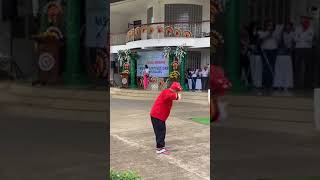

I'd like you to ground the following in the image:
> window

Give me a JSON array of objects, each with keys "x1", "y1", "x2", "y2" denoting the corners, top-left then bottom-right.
[
  {"x1": 147, "y1": 7, "x2": 154, "y2": 24},
  {"x1": 248, "y1": 0, "x2": 291, "y2": 24},
  {"x1": 186, "y1": 51, "x2": 201, "y2": 70},
  {"x1": 147, "y1": 7, "x2": 153, "y2": 39},
  {"x1": 165, "y1": 4, "x2": 202, "y2": 37}
]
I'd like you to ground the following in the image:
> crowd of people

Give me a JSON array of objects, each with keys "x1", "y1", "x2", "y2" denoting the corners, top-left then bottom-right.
[
  {"x1": 240, "y1": 16, "x2": 316, "y2": 95},
  {"x1": 186, "y1": 65, "x2": 210, "y2": 92}
]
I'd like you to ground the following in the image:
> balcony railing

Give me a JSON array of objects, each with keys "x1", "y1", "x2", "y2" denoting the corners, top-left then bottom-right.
[{"x1": 110, "y1": 20, "x2": 210, "y2": 46}]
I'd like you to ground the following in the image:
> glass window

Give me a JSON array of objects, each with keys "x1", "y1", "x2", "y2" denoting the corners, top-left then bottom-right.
[
  {"x1": 165, "y1": 4, "x2": 202, "y2": 37},
  {"x1": 147, "y1": 7, "x2": 153, "y2": 24}
]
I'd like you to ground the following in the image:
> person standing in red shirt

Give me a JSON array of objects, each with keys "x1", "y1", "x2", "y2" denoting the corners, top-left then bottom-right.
[{"x1": 150, "y1": 82, "x2": 182, "y2": 155}]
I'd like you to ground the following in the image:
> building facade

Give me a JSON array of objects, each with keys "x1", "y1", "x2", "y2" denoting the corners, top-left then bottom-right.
[{"x1": 110, "y1": 0, "x2": 210, "y2": 87}]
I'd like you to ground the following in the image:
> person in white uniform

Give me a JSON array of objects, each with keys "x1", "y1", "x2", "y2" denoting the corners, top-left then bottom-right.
[
  {"x1": 293, "y1": 16, "x2": 314, "y2": 89},
  {"x1": 201, "y1": 66, "x2": 209, "y2": 91},
  {"x1": 273, "y1": 22, "x2": 294, "y2": 94},
  {"x1": 258, "y1": 20, "x2": 281, "y2": 91},
  {"x1": 190, "y1": 68, "x2": 197, "y2": 91}
]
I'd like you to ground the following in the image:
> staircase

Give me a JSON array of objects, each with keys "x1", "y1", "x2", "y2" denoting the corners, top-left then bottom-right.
[
  {"x1": 218, "y1": 95, "x2": 316, "y2": 135},
  {"x1": 0, "y1": 82, "x2": 316, "y2": 134},
  {"x1": 110, "y1": 88, "x2": 208, "y2": 105},
  {"x1": 0, "y1": 82, "x2": 108, "y2": 122}
]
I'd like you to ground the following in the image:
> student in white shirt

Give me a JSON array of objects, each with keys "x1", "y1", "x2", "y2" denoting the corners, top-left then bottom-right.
[
  {"x1": 190, "y1": 68, "x2": 197, "y2": 91},
  {"x1": 201, "y1": 66, "x2": 209, "y2": 90},
  {"x1": 273, "y1": 22, "x2": 295, "y2": 94},
  {"x1": 258, "y1": 20, "x2": 280, "y2": 90},
  {"x1": 293, "y1": 16, "x2": 314, "y2": 89}
]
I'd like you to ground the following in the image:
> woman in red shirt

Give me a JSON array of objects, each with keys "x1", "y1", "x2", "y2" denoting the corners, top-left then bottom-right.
[{"x1": 150, "y1": 82, "x2": 182, "y2": 155}]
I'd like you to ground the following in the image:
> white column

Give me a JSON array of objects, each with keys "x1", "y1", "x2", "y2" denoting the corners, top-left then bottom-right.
[{"x1": 315, "y1": 88, "x2": 320, "y2": 130}]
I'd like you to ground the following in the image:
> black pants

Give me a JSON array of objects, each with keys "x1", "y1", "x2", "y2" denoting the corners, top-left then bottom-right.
[
  {"x1": 151, "y1": 117, "x2": 166, "y2": 148},
  {"x1": 262, "y1": 49, "x2": 277, "y2": 89},
  {"x1": 294, "y1": 48, "x2": 313, "y2": 89},
  {"x1": 202, "y1": 77, "x2": 208, "y2": 90},
  {"x1": 192, "y1": 77, "x2": 197, "y2": 90},
  {"x1": 240, "y1": 53, "x2": 252, "y2": 85}
]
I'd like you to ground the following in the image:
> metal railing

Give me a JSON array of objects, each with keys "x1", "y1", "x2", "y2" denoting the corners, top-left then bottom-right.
[{"x1": 110, "y1": 20, "x2": 210, "y2": 45}]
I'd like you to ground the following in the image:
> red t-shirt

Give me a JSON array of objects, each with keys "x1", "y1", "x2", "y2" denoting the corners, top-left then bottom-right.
[{"x1": 150, "y1": 89, "x2": 178, "y2": 121}]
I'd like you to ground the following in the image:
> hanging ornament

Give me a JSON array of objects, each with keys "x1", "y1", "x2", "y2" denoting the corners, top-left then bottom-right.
[
  {"x1": 163, "y1": 47, "x2": 172, "y2": 59},
  {"x1": 174, "y1": 46, "x2": 187, "y2": 63},
  {"x1": 165, "y1": 26, "x2": 174, "y2": 36}
]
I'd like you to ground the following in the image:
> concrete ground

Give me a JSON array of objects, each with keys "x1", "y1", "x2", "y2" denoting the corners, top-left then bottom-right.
[
  {"x1": 110, "y1": 98, "x2": 210, "y2": 180},
  {"x1": 212, "y1": 125, "x2": 320, "y2": 180},
  {"x1": 0, "y1": 110, "x2": 107, "y2": 180}
]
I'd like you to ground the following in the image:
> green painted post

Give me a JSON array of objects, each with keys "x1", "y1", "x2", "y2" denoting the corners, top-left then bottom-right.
[
  {"x1": 226, "y1": 0, "x2": 243, "y2": 92},
  {"x1": 64, "y1": 0, "x2": 88, "y2": 85},
  {"x1": 130, "y1": 56, "x2": 137, "y2": 88},
  {"x1": 180, "y1": 55, "x2": 187, "y2": 91},
  {"x1": 169, "y1": 53, "x2": 174, "y2": 74}
]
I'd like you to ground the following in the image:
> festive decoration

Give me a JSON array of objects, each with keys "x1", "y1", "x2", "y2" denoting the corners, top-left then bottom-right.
[
  {"x1": 93, "y1": 49, "x2": 107, "y2": 78},
  {"x1": 169, "y1": 71, "x2": 180, "y2": 81},
  {"x1": 165, "y1": 26, "x2": 174, "y2": 36},
  {"x1": 174, "y1": 46, "x2": 187, "y2": 63},
  {"x1": 172, "y1": 61, "x2": 179, "y2": 71},
  {"x1": 141, "y1": 26, "x2": 147, "y2": 33},
  {"x1": 148, "y1": 26, "x2": 154, "y2": 34},
  {"x1": 157, "y1": 26, "x2": 164, "y2": 33},
  {"x1": 37, "y1": 31, "x2": 60, "y2": 40},
  {"x1": 211, "y1": 30, "x2": 224, "y2": 53},
  {"x1": 134, "y1": 27, "x2": 141, "y2": 36},
  {"x1": 127, "y1": 29, "x2": 134, "y2": 40},
  {"x1": 117, "y1": 50, "x2": 127, "y2": 67},
  {"x1": 39, "y1": 53, "x2": 55, "y2": 71},
  {"x1": 44, "y1": 1, "x2": 63, "y2": 25},
  {"x1": 211, "y1": 0, "x2": 223, "y2": 23},
  {"x1": 46, "y1": 26, "x2": 63, "y2": 39},
  {"x1": 174, "y1": 28, "x2": 182, "y2": 37},
  {"x1": 183, "y1": 31, "x2": 192, "y2": 38},
  {"x1": 163, "y1": 47, "x2": 172, "y2": 59}
]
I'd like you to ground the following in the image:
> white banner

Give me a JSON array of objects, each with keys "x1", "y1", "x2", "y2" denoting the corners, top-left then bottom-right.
[
  {"x1": 86, "y1": 0, "x2": 108, "y2": 48},
  {"x1": 137, "y1": 51, "x2": 169, "y2": 77}
]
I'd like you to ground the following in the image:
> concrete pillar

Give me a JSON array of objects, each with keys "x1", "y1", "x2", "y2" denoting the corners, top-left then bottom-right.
[{"x1": 314, "y1": 88, "x2": 320, "y2": 130}]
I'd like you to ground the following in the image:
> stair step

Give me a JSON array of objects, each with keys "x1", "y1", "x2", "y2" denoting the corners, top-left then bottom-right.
[
  {"x1": 228, "y1": 106, "x2": 313, "y2": 123},
  {"x1": 223, "y1": 95, "x2": 313, "y2": 110},
  {"x1": 215, "y1": 117, "x2": 316, "y2": 135},
  {"x1": 2, "y1": 104, "x2": 106, "y2": 122}
]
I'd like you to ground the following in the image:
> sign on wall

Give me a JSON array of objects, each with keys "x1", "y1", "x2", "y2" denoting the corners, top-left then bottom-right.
[
  {"x1": 86, "y1": 0, "x2": 108, "y2": 48},
  {"x1": 137, "y1": 51, "x2": 169, "y2": 77}
]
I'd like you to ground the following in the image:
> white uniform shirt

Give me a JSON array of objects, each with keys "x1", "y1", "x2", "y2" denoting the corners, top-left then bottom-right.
[
  {"x1": 144, "y1": 68, "x2": 150, "y2": 74},
  {"x1": 283, "y1": 31, "x2": 295, "y2": 49},
  {"x1": 294, "y1": 26, "x2": 314, "y2": 48},
  {"x1": 258, "y1": 31, "x2": 279, "y2": 50},
  {"x1": 191, "y1": 70, "x2": 197, "y2": 78},
  {"x1": 201, "y1": 69, "x2": 209, "y2": 77}
]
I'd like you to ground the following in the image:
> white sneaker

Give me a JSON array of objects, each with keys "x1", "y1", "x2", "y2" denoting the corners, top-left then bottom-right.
[{"x1": 156, "y1": 148, "x2": 170, "y2": 155}]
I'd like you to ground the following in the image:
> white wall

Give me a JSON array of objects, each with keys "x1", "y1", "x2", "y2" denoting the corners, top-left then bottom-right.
[
  {"x1": 111, "y1": 0, "x2": 210, "y2": 27},
  {"x1": 110, "y1": 13, "x2": 130, "y2": 33},
  {"x1": 128, "y1": 12, "x2": 147, "y2": 25}
]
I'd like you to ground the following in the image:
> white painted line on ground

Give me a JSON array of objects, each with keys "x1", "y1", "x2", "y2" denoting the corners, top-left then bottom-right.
[{"x1": 111, "y1": 134, "x2": 210, "y2": 180}]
